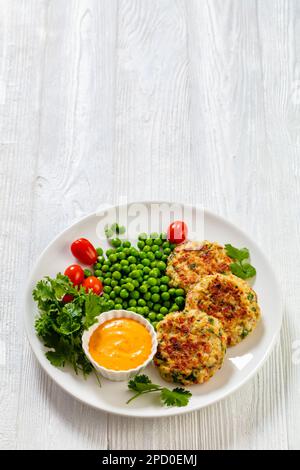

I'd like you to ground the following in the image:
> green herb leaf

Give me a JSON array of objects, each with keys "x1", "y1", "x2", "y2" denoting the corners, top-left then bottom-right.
[
  {"x1": 225, "y1": 244, "x2": 256, "y2": 280},
  {"x1": 57, "y1": 303, "x2": 82, "y2": 335},
  {"x1": 83, "y1": 292, "x2": 103, "y2": 329},
  {"x1": 127, "y1": 375, "x2": 192, "y2": 407},
  {"x1": 161, "y1": 387, "x2": 192, "y2": 407}
]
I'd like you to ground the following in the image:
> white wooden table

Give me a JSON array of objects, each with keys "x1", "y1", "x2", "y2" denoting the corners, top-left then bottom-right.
[{"x1": 1, "y1": 0, "x2": 299, "y2": 450}]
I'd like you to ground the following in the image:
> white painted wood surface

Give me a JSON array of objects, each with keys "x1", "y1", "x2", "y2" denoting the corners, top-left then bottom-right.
[{"x1": 0, "y1": 0, "x2": 299, "y2": 450}]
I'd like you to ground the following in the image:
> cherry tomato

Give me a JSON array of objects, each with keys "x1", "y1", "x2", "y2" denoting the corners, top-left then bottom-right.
[
  {"x1": 167, "y1": 220, "x2": 188, "y2": 244},
  {"x1": 71, "y1": 238, "x2": 98, "y2": 265},
  {"x1": 64, "y1": 264, "x2": 85, "y2": 286},
  {"x1": 82, "y1": 276, "x2": 103, "y2": 295},
  {"x1": 62, "y1": 294, "x2": 74, "y2": 304}
]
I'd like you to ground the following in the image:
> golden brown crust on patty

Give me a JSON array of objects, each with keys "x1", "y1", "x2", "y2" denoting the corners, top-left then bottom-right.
[
  {"x1": 154, "y1": 310, "x2": 227, "y2": 385},
  {"x1": 185, "y1": 274, "x2": 260, "y2": 346},
  {"x1": 167, "y1": 241, "x2": 232, "y2": 291}
]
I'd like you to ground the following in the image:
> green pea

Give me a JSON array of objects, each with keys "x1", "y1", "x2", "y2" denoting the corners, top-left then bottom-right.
[
  {"x1": 117, "y1": 251, "x2": 126, "y2": 260},
  {"x1": 161, "y1": 291, "x2": 170, "y2": 301},
  {"x1": 129, "y1": 248, "x2": 139, "y2": 256},
  {"x1": 152, "y1": 321, "x2": 158, "y2": 330},
  {"x1": 151, "y1": 293, "x2": 160, "y2": 303},
  {"x1": 129, "y1": 264, "x2": 137, "y2": 271},
  {"x1": 106, "y1": 300, "x2": 115, "y2": 310},
  {"x1": 136, "y1": 307, "x2": 144, "y2": 315},
  {"x1": 147, "y1": 277, "x2": 157, "y2": 286},
  {"x1": 103, "y1": 286, "x2": 112, "y2": 294},
  {"x1": 118, "y1": 225, "x2": 126, "y2": 235},
  {"x1": 162, "y1": 255, "x2": 168, "y2": 262},
  {"x1": 123, "y1": 247, "x2": 130, "y2": 256},
  {"x1": 120, "y1": 289, "x2": 129, "y2": 299},
  {"x1": 143, "y1": 306, "x2": 149, "y2": 315},
  {"x1": 150, "y1": 232, "x2": 159, "y2": 239},
  {"x1": 115, "y1": 296, "x2": 122, "y2": 304},
  {"x1": 163, "y1": 301, "x2": 171, "y2": 308},
  {"x1": 149, "y1": 268, "x2": 160, "y2": 278},
  {"x1": 157, "y1": 261, "x2": 166, "y2": 271},
  {"x1": 94, "y1": 262, "x2": 102, "y2": 270},
  {"x1": 125, "y1": 282, "x2": 135, "y2": 292},
  {"x1": 128, "y1": 256, "x2": 136, "y2": 264},
  {"x1": 143, "y1": 266, "x2": 151, "y2": 275},
  {"x1": 97, "y1": 276, "x2": 104, "y2": 283},
  {"x1": 144, "y1": 292, "x2": 151, "y2": 301},
  {"x1": 147, "y1": 252, "x2": 155, "y2": 261},
  {"x1": 112, "y1": 271, "x2": 121, "y2": 280},
  {"x1": 95, "y1": 270, "x2": 102, "y2": 277},
  {"x1": 151, "y1": 244, "x2": 159, "y2": 253},
  {"x1": 154, "y1": 251, "x2": 163, "y2": 259},
  {"x1": 137, "y1": 264, "x2": 144, "y2": 270},
  {"x1": 150, "y1": 286, "x2": 160, "y2": 294},
  {"x1": 153, "y1": 238, "x2": 162, "y2": 246},
  {"x1": 122, "y1": 241, "x2": 131, "y2": 248},
  {"x1": 148, "y1": 312, "x2": 156, "y2": 321},
  {"x1": 160, "y1": 307, "x2": 168, "y2": 315},
  {"x1": 103, "y1": 293, "x2": 110, "y2": 300},
  {"x1": 143, "y1": 245, "x2": 151, "y2": 253},
  {"x1": 147, "y1": 300, "x2": 154, "y2": 308},
  {"x1": 129, "y1": 270, "x2": 139, "y2": 279},
  {"x1": 122, "y1": 300, "x2": 128, "y2": 308},
  {"x1": 102, "y1": 265, "x2": 109, "y2": 272},
  {"x1": 153, "y1": 303, "x2": 161, "y2": 312},
  {"x1": 111, "y1": 263, "x2": 122, "y2": 272},
  {"x1": 106, "y1": 248, "x2": 115, "y2": 257},
  {"x1": 175, "y1": 296, "x2": 185, "y2": 307},
  {"x1": 130, "y1": 307, "x2": 137, "y2": 313},
  {"x1": 170, "y1": 304, "x2": 178, "y2": 312},
  {"x1": 130, "y1": 291, "x2": 140, "y2": 300},
  {"x1": 150, "y1": 261, "x2": 158, "y2": 268},
  {"x1": 156, "y1": 313, "x2": 164, "y2": 321},
  {"x1": 116, "y1": 246, "x2": 123, "y2": 252},
  {"x1": 139, "y1": 284, "x2": 148, "y2": 294},
  {"x1": 122, "y1": 266, "x2": 130, "y2": 275},
  {"x1": 160, "y1": 284, "x2": 168, "y2": 292},
  {"x1": 104, "y1": 271, "x2": 112, "y2": 278},
  {"x1": 115, "y1": 303, "x2": 122, "y2": 310},
  {"x1": 137, "y1": 240, "x2": 145, "y2": 250},
  {"x1": 160, "y1": 276, "x2": 170, "y2": 284},
  {"x1": 138, "y1": 232, "x2": 147, "y2": 240},
  {"x1": 111, "y1": 280, "x2": 118, "y2": 288},
  {"x1": 103, "y1": 278, "x2": 112, "y2": 286},
  {"x1": 160, "y1": 232, "x2": 167, "y2": 240},
  {"x1": 108, "y1": 254, "x2": 117, "y2": 263},
  {"x1": 96, "y1": 247, "x2": 103, "y2": 256},
  {"x1": 114, "y1": 286, "x2": 121, "y2": 294},
  {"x1": 145, "y1": 238, "x2": 153, "y2": 247},
  {"x1": 164, "y1": 248, "x2": 171, "y2": 255},
  {"x1": 162, "y1": 241, "x2": 170, "y2": 249},
  {"x1": 128, "y1": 299, "x2": 137, "y2": 307},
  {"x1": 138, "y1": 298, "x2": 146, "y2": 307},
  {"x1": 168, "y1": 288, "x2": 176, "y2": 296},
  {"x1": 175, "y1": 288, "x2": 185, "y2": 296},
  {"x1": 120, "y1": 259, "x2": 128, "y2": 266}
]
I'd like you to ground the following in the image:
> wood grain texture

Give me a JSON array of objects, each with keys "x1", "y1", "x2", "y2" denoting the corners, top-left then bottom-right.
[{"x1": 0, "y1": 0, "x2": 299, "y2": 449}]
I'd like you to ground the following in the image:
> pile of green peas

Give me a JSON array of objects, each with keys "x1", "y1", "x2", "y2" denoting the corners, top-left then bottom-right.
[{"x1": 94, "y1": 232, "x2": 186, "y2": 329}]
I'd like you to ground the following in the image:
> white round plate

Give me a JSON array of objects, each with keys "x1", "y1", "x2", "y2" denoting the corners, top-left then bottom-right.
[{"x1": 25, "y1": 202, "x2": 282, "y2": 418}]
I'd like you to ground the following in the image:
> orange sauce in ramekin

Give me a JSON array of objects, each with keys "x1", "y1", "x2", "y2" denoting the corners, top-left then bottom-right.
[{"x1": 89, "y1": 318, "x2": 152, "y2": 371}]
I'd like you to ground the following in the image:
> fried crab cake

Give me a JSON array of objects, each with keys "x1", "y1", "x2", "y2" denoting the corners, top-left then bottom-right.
[
  {"x1": 166, "y1": 240, "x2": 232, "y2": 291},
  {"x1": 185, "y1": 273, "x2": 260, "y2": 346},
  {"x1": 154, "y1": 310, "x2": 227, "y2": 385}
]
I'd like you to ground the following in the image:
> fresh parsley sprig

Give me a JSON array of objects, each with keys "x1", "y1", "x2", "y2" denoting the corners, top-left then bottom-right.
[
  {"x1": 33, "y1": 274, "x2": 106, "y2": 378},
  {"x1": 127, "y1": 375, "x2": 192, "y2": 407},
  {"x1": 225, "y1": 244, "x2": 256, "y2": 280}
]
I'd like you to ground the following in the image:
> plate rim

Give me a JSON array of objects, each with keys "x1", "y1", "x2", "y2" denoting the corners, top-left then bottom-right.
[{"x1": 24, "y1": 201, "x2": 283, "y2": 418}]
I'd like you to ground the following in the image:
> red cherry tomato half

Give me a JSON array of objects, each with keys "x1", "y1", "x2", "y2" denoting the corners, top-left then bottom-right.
[
  {"x1": 62, "y1": 294, "x2": 74, "y2": 304},
  {"x1": 71, "y1": 238, "x2": 98, "y2": 265},
  {"x1": 64, "y1": 264, "x2": 85, "y2": 286},
  {"x1": 167, "y1": 220, "x2": 188, "y2": 244},
  {"x1": 82, "y1": 276, "x2": 103, "y2": 295}
]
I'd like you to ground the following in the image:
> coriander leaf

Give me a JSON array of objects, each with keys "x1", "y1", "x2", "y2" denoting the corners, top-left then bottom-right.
[
  {"x1": 45, "y1": 337, "x2": 72, "y2": 367},
  {"x1": 83, "y1": 292, "x2": 103, "y2": 329},
  {"x1": 241, "y1": 263, "x2": 256, "y2": 279},
  {"x1": 161, "y1": 387, "x2": 192, "y2": 407},
  {"x1": 128, "y1": 374, "x2": 160, "y2": 392},
  {"x1": 230, "y1": 262, "x2": 247, "y2": 279},
  {"x1": 57, "y1": 303, "x2": 82, "y2": 335},
  {"x1": 225, "y1": 244, "x2": 249, "y2": 262}
]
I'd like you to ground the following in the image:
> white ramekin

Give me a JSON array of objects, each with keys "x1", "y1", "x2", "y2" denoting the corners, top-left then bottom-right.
[{"x1": 82, "y1": 309, "x2": 158, "y2": 381}]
